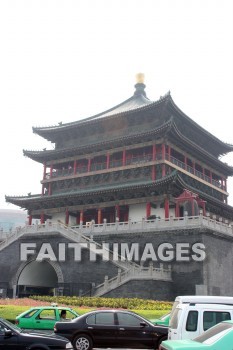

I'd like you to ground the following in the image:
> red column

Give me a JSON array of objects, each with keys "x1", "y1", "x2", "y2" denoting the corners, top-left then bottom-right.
[
  {"x1": 162, "y1": 164, "x2": 166, "y2": 177},
  {"x1": 122, "y1": 149, "x2": 126, "y2": 166},
  {"x1": 42, "y1": 184, "x2": 44, "y2": 196},
  {"x1": 40, "y1": 213, "x2": 45, "y2": 224},
  {"x1": 152, "y1": 144, "x2": 156, "y2": 161},
  {"x1": 65, "y1": 209, "x2": 69, "y2": 225},
  {"x1": 175, "y1": 203, "x2": 180, "y2": 217},
  {"x1": 87, "y1": 158, "x2": 91, "y2": 172},
  {"x1": 164, "y1": 198, "x2": 169, "y2": 219},
  {"x1": 28, "y1": 215, "x2": 32, "y2": 225},
  {"x1": 80, "y1": 210, "x2": 84, "y2": 224},
  {"x1": 152, "y1": 165, "x2": 156, "y2": 181},
  {"x1": 97, "y1": 208, "x2": 102, "y2": 224},
  {"x1": 106, "y1": 153, "x2": 110, "y2": 169},
  {"x1": 162, "y1": 144, "x2": 166, "y2": 160},
  {"x1": 74, "y1": 160, "x2": 77, "y2": 174},
  {"x1": 146, "y1": 202, "x2": 151, "y2": 218},
  {"x1": 43, "y1": 162, "x2": 47, "y2": 180}
]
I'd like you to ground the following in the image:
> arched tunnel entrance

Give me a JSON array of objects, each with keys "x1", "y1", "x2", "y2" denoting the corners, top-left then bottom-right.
[{"x1": 17, "y1": 260, "x2": 60, "y2": 297}]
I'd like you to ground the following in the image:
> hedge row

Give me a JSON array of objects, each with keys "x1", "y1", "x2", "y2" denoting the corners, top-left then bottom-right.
[{"x1": 30, "y1": 296, "x2": 172, "y2": 310}]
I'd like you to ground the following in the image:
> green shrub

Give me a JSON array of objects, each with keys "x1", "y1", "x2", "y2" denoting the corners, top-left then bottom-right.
[{"x1": 30, "y1": 296, "x2": 172, "y2": 310}]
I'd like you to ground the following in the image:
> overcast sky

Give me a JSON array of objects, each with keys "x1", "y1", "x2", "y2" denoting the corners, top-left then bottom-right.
[{"x1": 0, "y1": 0, "x2": 233, "y2": 211}]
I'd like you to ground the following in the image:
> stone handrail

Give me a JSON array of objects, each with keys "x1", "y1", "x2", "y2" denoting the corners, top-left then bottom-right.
[
  {"x1": 93, "y1": 264, "x2": 172, "y2": 297},
  {"x1": 0, "y1": 221, "x2": 136, "y2": 271},
  {"x1": 0, "y1": 227, "x2": 27, "y2": 251},
  {"x1": 55, "y1": 223, "x2": 137, "y2": 271},
  {"x1": 70, "y1": 215, "x2": 233, "y2": 236},
  {"x1": 1, "y1": 215, "x2": 232, "y2": 251}
]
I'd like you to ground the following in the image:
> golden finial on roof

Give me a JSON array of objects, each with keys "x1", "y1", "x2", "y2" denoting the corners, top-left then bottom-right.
[{"x1": 136, "y1": 73, "x2": 145, "y2": 84}]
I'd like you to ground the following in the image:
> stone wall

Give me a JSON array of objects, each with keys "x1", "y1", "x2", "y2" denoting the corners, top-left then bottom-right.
[
  {"x1": 0, "y1": 228, "x2": 233, "y2": 299},
  {"x1": 103, "y1": 280, "x2": 174, "y2": 300}
]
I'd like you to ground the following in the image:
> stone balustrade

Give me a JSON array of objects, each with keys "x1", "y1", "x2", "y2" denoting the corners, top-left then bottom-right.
[
  {"x1": 94, "y1": 263, "x2": 172, "y2": 296},
  {"x1": 1, "y1": 214, "x2": 233, "y2": 251}
]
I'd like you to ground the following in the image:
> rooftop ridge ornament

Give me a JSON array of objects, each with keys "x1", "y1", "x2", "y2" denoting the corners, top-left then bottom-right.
[
  {"x1": 136, "y1": 73, "x2": 145, "y2": 84},
  {"x1": 134, "y1": 73, "x2": 147, "y2": 97}
]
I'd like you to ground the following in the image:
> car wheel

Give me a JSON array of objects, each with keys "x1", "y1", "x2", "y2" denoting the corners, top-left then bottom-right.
[
  {"x1": 157, "y1": 335, "x2": 167, "y2": 349},
  {"x1": 73, "y1": 334, "x2": 93, "y2": 350}
]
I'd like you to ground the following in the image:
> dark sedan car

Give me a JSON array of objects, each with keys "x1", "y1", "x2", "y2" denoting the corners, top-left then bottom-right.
[
  {"x1": 0, "y1": 317, "x2": 73, "y2": 349},
  {"x1": 54, "y1": 309, "x2": 168, "y2": 350}
]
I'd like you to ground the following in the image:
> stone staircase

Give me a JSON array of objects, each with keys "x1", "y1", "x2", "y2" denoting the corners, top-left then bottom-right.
[
  {"x1": 0, "y1": 221, "x2": 172, "y2": 296},
  {"x1": 0, "y1": 221, "x2": 136, "y2": 271},
  {"x1": 0, "y1": 226, "x2": 27, "y2": 252},
  {"x1": 1, "y1": 214, "x2": 232, "y2": 296},
  {"x1": 93, "y1": 263, "x2": 172, "y2": 296}
]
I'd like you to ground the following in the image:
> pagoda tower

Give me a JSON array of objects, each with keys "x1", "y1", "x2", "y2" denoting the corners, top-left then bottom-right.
[
  {"x1": 6, "y1": 75, "x2": 233, "y2": 225},
  {"x1": 2, "y1": 75, "x2": 233, "y2": 299}
]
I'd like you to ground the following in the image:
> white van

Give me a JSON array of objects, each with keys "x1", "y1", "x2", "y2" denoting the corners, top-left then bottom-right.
[{"x1": 168, "y1": 295, "x2": 233, "y2": 340}]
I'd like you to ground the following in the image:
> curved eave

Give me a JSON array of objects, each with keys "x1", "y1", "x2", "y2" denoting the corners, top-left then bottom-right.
[
  {"x1": 6, "y1": 171, "x2": 233, "y2": 220},
  {"x1": 168, "y1": 96, "x2": 233, "y2": 156},
  {"x1": 5, "y1": 194, "x2": 41, "y2": 209},
  {"x1": 24, "y1": 119, "x2": 173, "y2": 163},
  {"x1": 32, "y1": 91, "x2": 233, "y2": 158},
  {"x1": 5, "y1": 171, "x2": 179, "y2": 210},
  {"x1": 32, "y1": 94, "x2": 169, "y2": 142},
  {"x1": 23, "y1": 119, "x2": 233, "y2": 176},
  {"x1": 170, "y1": 122, "x2": 233, "y2": 176}
]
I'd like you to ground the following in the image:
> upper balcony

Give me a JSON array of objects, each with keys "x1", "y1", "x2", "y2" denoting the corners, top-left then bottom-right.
[{"x1": 43, "y1": 152, "x2": 226, "y2": 192}]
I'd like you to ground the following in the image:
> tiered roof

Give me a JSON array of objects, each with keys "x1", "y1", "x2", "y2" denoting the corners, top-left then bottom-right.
[
  {"x1": 6, "y1": 76, "x2": 233, "y2": 219},
  {"x1": 5, "y1": 170, "x2": 233, "y2": 220},
  {"x1": 24, "y1": 117, "x2": 233, "y2": 176},
  {"x1": 30, "y1": 83, "x2": 233, "y2": 158}
]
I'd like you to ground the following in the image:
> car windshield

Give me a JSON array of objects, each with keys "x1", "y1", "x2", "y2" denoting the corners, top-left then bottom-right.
[
  {"x1": 160, "y1": 313, "x2": 170, "y2": 321},
  {"x1": 195, "y1": 322, "x2": 233, "y2": 344},
  {"x1": 2, "y1": 319, "x2": 22, "y2": 333},
  {"x1": 70, "y1": 308, "x2": 78, "y2": 315},
  {"x1": 169, "y1": 301, "x2": 179, "y2": 318},
  {"x1": 169, "y1": 308, "x2": 181, "y2": 329}
]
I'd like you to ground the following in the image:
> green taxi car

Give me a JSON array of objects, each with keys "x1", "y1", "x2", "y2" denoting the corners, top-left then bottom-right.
[
  {"x1": 160, "y1": 320, "x2": 233, "y2": 350},
  {"x1": 151, "y1": 312, "x2": 170, "y2": 326},
  {"x1": 15, "y1": 306, "x2": 79, "y2": 330}
]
